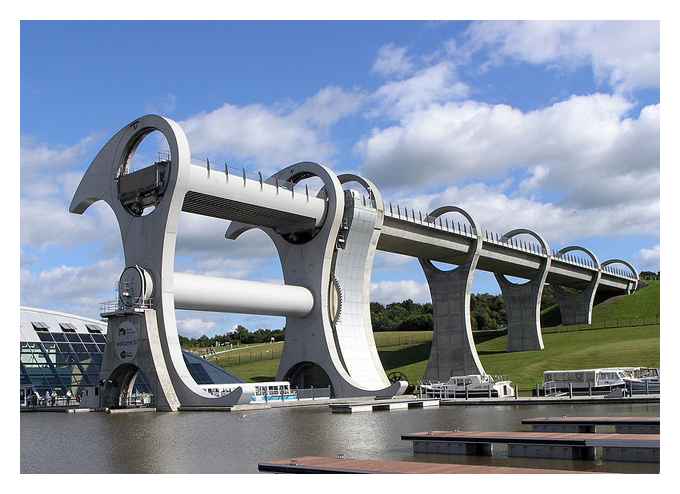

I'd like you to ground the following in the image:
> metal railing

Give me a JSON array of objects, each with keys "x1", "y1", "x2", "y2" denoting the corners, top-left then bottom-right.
[{"x1": 100, "y1": 299, "x2": 154, "y2": 315}]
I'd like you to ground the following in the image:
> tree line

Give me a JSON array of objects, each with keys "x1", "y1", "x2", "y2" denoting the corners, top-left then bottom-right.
[{"x1": 180, "y1": 288, "x2": 562, "y2": 347}]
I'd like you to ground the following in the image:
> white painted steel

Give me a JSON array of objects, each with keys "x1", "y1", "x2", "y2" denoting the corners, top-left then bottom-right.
[
  {"x1": 187, "y1": 164, "x2": 326, "y2": 226},
  {"x1": 173, "y1": 272, "x2": 313, "y2": 317}
]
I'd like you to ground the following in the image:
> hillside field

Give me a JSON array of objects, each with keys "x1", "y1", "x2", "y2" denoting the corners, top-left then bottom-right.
[{"x1": 211, "y1": 281, "x2": 660, "y2": 390}]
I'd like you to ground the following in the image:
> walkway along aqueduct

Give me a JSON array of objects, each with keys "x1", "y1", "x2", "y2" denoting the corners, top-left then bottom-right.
[{"x1": 69, "y1": 115, "x2": 639, "y2": 411}]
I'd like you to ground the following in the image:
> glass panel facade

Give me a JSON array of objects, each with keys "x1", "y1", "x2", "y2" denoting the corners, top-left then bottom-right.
[
  {"x1": 21, "y1": 327, "x2": 243, "y2": 402},
  {"x1": 20, "y1": 329, "x2": 103, "y2": 398}
]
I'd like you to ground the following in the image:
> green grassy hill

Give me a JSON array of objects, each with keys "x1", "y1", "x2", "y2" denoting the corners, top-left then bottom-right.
[
  {"x1": 542, "y1": 280, "x2": 659, "y2": 328},
  {"x1": 216, "y1": 281, "x2": 660, "y2": 390}
]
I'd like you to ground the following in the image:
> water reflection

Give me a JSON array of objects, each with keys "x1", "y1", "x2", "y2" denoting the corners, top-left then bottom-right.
[{"x1": 21, "y1": 402, "x2": 659, "y2": 473}]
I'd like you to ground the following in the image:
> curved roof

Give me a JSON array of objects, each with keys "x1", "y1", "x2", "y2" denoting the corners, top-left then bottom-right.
[
  {"x1": 20, "y1": 306, "x2": 243, "y2": 386},
  {"x1": 20, "y1": 306, "x2": 106, "y2": 343}
]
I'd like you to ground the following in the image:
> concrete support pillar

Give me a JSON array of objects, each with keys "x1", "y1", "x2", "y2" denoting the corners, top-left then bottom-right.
[
  {"x1": 494, "y1": 229, "x2": 551, "y2": 352},
  {"x1": 419, "y1": 206, "x2": 485, "y2": 380},
  {"x1": 553, "y1": 246, "x2": 602, "y2": 326}
]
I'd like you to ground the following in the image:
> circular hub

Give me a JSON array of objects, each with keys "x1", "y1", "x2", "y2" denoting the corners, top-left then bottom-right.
[{"x1": 118, "y1": 266, "x2": 153, "y2": 308}]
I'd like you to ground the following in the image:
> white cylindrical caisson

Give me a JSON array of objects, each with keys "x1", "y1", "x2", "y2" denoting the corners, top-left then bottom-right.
[{"x1": 172, "y1": 272, "x2": 314, "y2": 317}]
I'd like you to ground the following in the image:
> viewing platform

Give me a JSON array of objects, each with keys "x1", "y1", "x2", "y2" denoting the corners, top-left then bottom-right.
[
  {"x1": 402, "y1": 430, "x2": 660, "y2": 463},
  {"x1": 522, "y1": 416, "x2": 660, "y2": 434},
  {"x1": 257, "y1": 456, "x2": 587, "y2": 474}
]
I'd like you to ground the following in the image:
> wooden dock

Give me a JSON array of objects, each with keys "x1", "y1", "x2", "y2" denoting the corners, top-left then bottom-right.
[
  {"x1": 402, "y1": 431, "x2": 660, "y2": 463},
  {"x1": 330, "y1": 398, "x2": 439, "y2": 413},
  {"x1": 257, "y1": 456, "x2": 587, "y2": 474},
  {"x1": 522, "y1": 416, "x2": 660, "y2": 434}
]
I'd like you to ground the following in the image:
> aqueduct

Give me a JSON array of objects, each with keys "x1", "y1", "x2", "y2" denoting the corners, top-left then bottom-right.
[{"x1": 69, "y1": 115, "x2": 639, "y2": 411}]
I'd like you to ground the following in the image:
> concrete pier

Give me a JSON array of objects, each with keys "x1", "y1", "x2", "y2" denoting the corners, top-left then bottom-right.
[
  {"x1": 553, "y1": 246, "x2": 602, "y2": 325},
  {"x1": 522, "y1": 416, "x2": 659, "y2": 434},
  {"x1": 419, "y1": 206, "x2": 485, "y2": 379},
  {"x1": 258, "y1": 456, "x2": 584, "y2": 474},
  {"x1": 402, "y1": 430, "x2": 659, "y2": 463},
  {"x1": 494, "y1": 229, "x2": 551, "y2": 352}
]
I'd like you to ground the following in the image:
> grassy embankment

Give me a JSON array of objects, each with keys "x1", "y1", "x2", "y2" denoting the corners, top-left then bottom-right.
[{"x1": 212, "y1": 281, "x2": 660, "y2": 389}]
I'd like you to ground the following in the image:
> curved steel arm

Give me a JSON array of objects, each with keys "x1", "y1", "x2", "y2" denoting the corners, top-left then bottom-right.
[
  {"x1": 501, "y1": 228, "x2": 550, "y2": 256},
  {"x1": 557, "y1": 245, "x2": 601, "y2": 269},
  {"x1": 601, "y1": 259, "x2": 639, "y2": 280},
  {"x1": 426, "y1": 205, "x2": 480, "y2": 237}
]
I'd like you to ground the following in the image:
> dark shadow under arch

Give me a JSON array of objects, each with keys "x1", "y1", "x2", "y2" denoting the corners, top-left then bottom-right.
[
  {"x1": 284, "y1": 361, "x2": 332, "y2": 394},
  {"x1": 101, "y1": 363, "x2": 151, "y2": 409}
]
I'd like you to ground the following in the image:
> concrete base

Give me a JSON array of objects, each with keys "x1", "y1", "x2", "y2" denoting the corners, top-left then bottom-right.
[
  {"x1": 615, "y1": 424, "x2": 660, "y2": 434},
  {"x1": 330, "y1": 398, "x2": 439, "y2": 413},
  {"x1": 602, "y1": 447, "x2": 659, "y2": 463},
  {"x1": 106, "y1": 407, "x2": 156, "y2": 414},
  {"x1": 413, "y1": 440, "x2": 493, "y2": 456},
  {"x1": 508, "y1": 444, "x2": 596, "y2": 460}
]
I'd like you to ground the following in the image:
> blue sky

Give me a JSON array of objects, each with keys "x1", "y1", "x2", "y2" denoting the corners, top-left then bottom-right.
[{"x1": 20, "y1": 20, "x2": 660, "y2": 337}]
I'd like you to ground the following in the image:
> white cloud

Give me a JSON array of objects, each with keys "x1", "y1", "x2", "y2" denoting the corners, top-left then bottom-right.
[
  {"x1": 465, "y1": 21, "x2": 659, "y2": 92},
  {"x1": 21, "y1": 135, "x2": 95, "y2": 173},
  {"x1": 518, "y1": 165, "x2": 549, "y2": 195},
  {"x1": 357, "y1": 94, "x2": 659, "y2": 211},
  {"x1": 371, "y1": 280, "x2": 430, "y2": 304},
  {"x1": 181, "y1": 86, "x2": 363, "y2": 168},
  {"x1": 20, "y1": 258, "x2": 122, "y2": 319},
  {"x1": 372, "y1": 44, "x2": 414, "y2": 77},
  {"x1": 290, "y1": 86, "x2": 365, "y2": 128},
  {"x1": 637, "y1": 244, "x2": 660, "y2": 271},
  {"x1": 176, "y1": 317, "x2": 218, "y2": 338},
  {"x1": 399, "y1": 182, "x2": 659, "y2": 245},
  {"x1": 371, "y1": 62, "x2": 469, "y2": 118}
]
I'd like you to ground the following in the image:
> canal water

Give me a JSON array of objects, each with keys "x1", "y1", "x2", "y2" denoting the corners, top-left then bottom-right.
[{"x1": 21, "y1": 402, "x2": 659, "y2": 473}]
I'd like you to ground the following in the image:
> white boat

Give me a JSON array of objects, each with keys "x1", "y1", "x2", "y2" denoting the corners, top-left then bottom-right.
[
  {"x1": 199, "y1": 381, "x2": 298, "y2": 403},
  {"x1": 419, "y1": 374, "x2": 515, "y2": 398},
  {"x1": 620, "y1": 367, "x2": 660, "y2": 393},
  {"x1": 543, "y1": 368, "x2": 631, "y2": 395}
]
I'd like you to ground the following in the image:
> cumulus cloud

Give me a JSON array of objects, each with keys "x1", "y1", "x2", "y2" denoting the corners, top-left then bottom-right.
[
  {"x1": 465, "y1": 21, "x2": 659, "y2": 93},
  {"x1": 21, "y1": 258, "x2": 122, "y2": 319},
  {"x1": 637, "y1": 244, "x2": 660, "y2": 271},
  {"x1": 20, "y1": 135, "x2": 122, "y2": 251},
  {"x1": 180, "y1": 86, "x2": 363, "y2": 168},
  {"x1": 371, "y1": 62, "x2": 469, "y2": 118},
  {"x1": 357, "y1": 94, "x2": 659, "y2": 211},
  {"x1": 176, "y1": 317, "x2": 218, "y2": 338},
  {"x1": 394, "y1": 182, "x2": 659, "y2": 246},
  {"x1": 371, "y1": 280, "x2": 431, "y2": 304},
  {"x1": 372, "y1": 43, "x2": 415, "y2": 77}
]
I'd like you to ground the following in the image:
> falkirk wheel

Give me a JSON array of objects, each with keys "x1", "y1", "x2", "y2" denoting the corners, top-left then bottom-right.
[{"x1": 70, "y1": 114, "x2": 639, "y2": 411}]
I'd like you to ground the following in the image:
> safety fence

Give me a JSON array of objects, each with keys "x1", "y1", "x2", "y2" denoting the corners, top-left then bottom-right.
[
  {"x1": 543, "y1": 316, "x2": 660, "y2": 334},
  {"x1": 200, "y1": 317, "x2": 659, "y2": 368}
]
